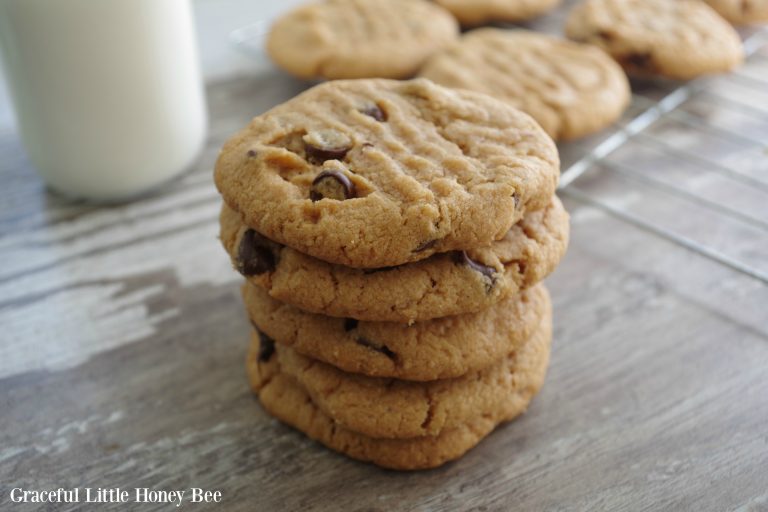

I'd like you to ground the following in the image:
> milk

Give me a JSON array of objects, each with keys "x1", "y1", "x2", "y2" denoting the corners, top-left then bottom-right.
[{"x1": 0, "y1": 0, "x2": 208, "y2": 201}]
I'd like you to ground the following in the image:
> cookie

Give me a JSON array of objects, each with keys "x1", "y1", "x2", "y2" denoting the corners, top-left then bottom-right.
[
  {"x1": 214, "y1": 78, "x2": 560, "y2": 269},
  {"x1": 265, "y1": 0, "x2": 458, "y2": 80},
  {"x1": 220, "y1": 195, "x2": 568, "y2": 323},
  {"x1": 260, "y1": 307, "x2": 551, "y2": 439},
  {"x1": 246, "y1": 320, "x2": 550, "y2": 469},
  {"x1": 434, "y1": 0, "x2": 561, "y2": 26},
  {"x1": 703, "y1": 0, "x2": 768, "y2": 25},
  {"x1": 565, "y1": 0, "x2": 744, "y2": 80},
  {"x1": 243, "y1": 282, "x2": 551, "y2": 381},
  {"x1": 420, "y1": 29, "x2": 631, "y2": 141}
]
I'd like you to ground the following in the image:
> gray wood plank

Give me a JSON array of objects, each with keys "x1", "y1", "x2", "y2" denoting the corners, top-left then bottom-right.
[{"x1": 1, "y1": 200, "x2": 766, "y2": 512}]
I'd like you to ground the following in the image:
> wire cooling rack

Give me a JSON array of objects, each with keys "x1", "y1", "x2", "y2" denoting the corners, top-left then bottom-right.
[
  {"x1": 553, "y1": 28, "x2": 768, "y2": 284},
  {"x1": 231, "y1": 7, "x2": 768, "y2": 284},
  {"x1": 555, "y1": 31, "x2": 768, "y2": 183}
]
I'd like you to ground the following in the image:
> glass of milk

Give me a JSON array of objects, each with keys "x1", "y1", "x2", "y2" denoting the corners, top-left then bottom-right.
[{"x1": 0, "y1": 0, "x2": 208, "y2": 201}]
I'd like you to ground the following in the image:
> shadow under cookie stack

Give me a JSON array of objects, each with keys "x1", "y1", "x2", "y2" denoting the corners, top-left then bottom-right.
[{"x1": 215, "y1": 79, "x2": 569, "y2": 470}]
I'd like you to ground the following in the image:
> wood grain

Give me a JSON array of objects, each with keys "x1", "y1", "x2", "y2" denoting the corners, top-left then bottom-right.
[{"x1": 1, "y1": 17, "x2": 767, "y2": 512}]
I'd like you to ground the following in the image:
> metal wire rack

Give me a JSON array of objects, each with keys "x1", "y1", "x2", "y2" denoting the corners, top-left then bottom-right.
[{"x1": 555, "y1": 28, "x2": 768, "y2": 284}]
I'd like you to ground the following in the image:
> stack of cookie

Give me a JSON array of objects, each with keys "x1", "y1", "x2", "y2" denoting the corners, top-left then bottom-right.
[{"x1": 215, "y1": 78, "x2": 569, "y2": 470}]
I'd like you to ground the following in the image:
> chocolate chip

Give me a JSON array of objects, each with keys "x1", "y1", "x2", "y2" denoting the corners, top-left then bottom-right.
[
  {"x1": 356, "y1": 337, "x2": 396, "y2": 361},
  {"x1": 623, "y1": 52, "x2": 653, "y2": 70},
  {"x1": 246, "y1": 149, "x2": 257, "y2": 157},
  {"x1": 310, "y1": 170, "x2": 356, "y2": 201},
  {"x1": 413, "y1": 240, "x2": 436, "y2": 253},
  {"x1": 362, "y1": 266, "x2": 397, "y2": 275},
  {"x1": 303, "y1": 130, "x2": 352, "y2": 164},
  {"x1": 343, "y1": 318, "x2": 359, "y2": 331},
  {"x1": 454, "y1": 251, "x2": 497, "y2": 290},
  {"x1": 237, "y1": 229, "x2": 276, "y2": 275},
  {"x1": 512, "y1": 192, "x2": 520, "y2": 209},
  {"x1": 596, "y1": 30, "x2": 615, "y2": 41},
  {"x1": 257, "y1": 330, "x2": 275, "y2": 362},
  {"x1": 360, "y1": 103, "x2": 386, "y2": 122}
]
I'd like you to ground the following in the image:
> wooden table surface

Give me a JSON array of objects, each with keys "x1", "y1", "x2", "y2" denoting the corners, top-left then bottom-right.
[{"x1": 1, "y1": 6, "x2": 767, "y2": 511}]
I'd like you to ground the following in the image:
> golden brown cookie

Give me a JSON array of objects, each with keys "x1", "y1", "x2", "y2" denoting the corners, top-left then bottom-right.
[
  {"x1": 565, "y1": 0, "x2": 744, "y2": 79},
  {"x1": 220, "y1": 195, "x2": 568, "y2": 323},
  {"x1": 434, "y1": 0, "x2": 561, "y2": 26},
  {"x1": 243, "y1": 282, "x2": 551, "y2": 381},
  {"x1": 214, "y1": 78, "x2": 560, "y2": 269},
  {"x1": 261, "y1": 308, "x2": 551, "y2": 439},
  {"x1": 704, "y1": 0, "x2": 768, "y2": 25},
  {"x1": 266, "y1": 0, "x2": 459, "y2": 80},
  {"x1": 420, "y1": 29, "x2": 631, "y2": 141},
  {"x1": 246, "y1": 317, "x2": 551, "y2": 469}
]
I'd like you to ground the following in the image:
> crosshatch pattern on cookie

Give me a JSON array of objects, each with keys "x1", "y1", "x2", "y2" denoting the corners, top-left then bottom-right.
[
  {"x1": 421, "y1": 29, "x2": 630, "y2": 140},
  {"x1": 215, "y1": 79, "x2": 559, "y2": 268},
  {"x1": 266, "y1": 0, "x2": 459, "y2": 79}
]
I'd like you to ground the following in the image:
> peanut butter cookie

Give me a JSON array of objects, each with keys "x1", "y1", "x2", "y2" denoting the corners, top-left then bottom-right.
[
  {"x1": 704, "y1": 0, "x2": 768, "y2": 25},
  {"x1": 246, "y1": 316, "x2": 550, "y2": 469},
  {"x1": 243, "y1": 282, "x2": 551, "y2": 381},
  {"x1": 565, "y1": 0, "x2": 743, "y2": 79},
  {"x1": 420, "y1": 29, "x2": 630, "y2": 140},
  {"x1": 215, "y1": 78, "x2": 559, "y2": 268},
  {"x1": 266, "y1": 0, "x2": 458, "y2": 80},
  {"x1": 434, "y1": 0, "x2": 560, "y2": 26},
  {"x1": 220, "y1": 196, "x2": 568, "y2": 323}
]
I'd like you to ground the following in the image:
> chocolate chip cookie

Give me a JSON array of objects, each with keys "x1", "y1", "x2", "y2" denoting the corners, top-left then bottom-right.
[
  {"x1": 266, "y1": 0, "x2": 459, "y2": 80},
  {"x1": 243, "y1": 282, "x2": 551, "y2": 381},
  {"x1": 704, "y1": 0, "x2": 768, "y2": 25},
  {"x1": 565, "y1": 0, "x2": 744, "y2": 80},
  {"x1": 420, "y1": 29, "x2": 631, "y2": 141},
  {"x1": 220, "y1": 195, "x2": 568, "y2": 323},
  {"x1": 258, "y1": 308, "x2": 551, "y2": 439},
  {"x1": 246, "y1": 315, "x2": 551, "y2": 469},
  {"x1": 214, "y1": 78, "x2": 560, "y2": 268},
  {"x1": 434, "y1": 0, "x2": 561, "y2": 26}
]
